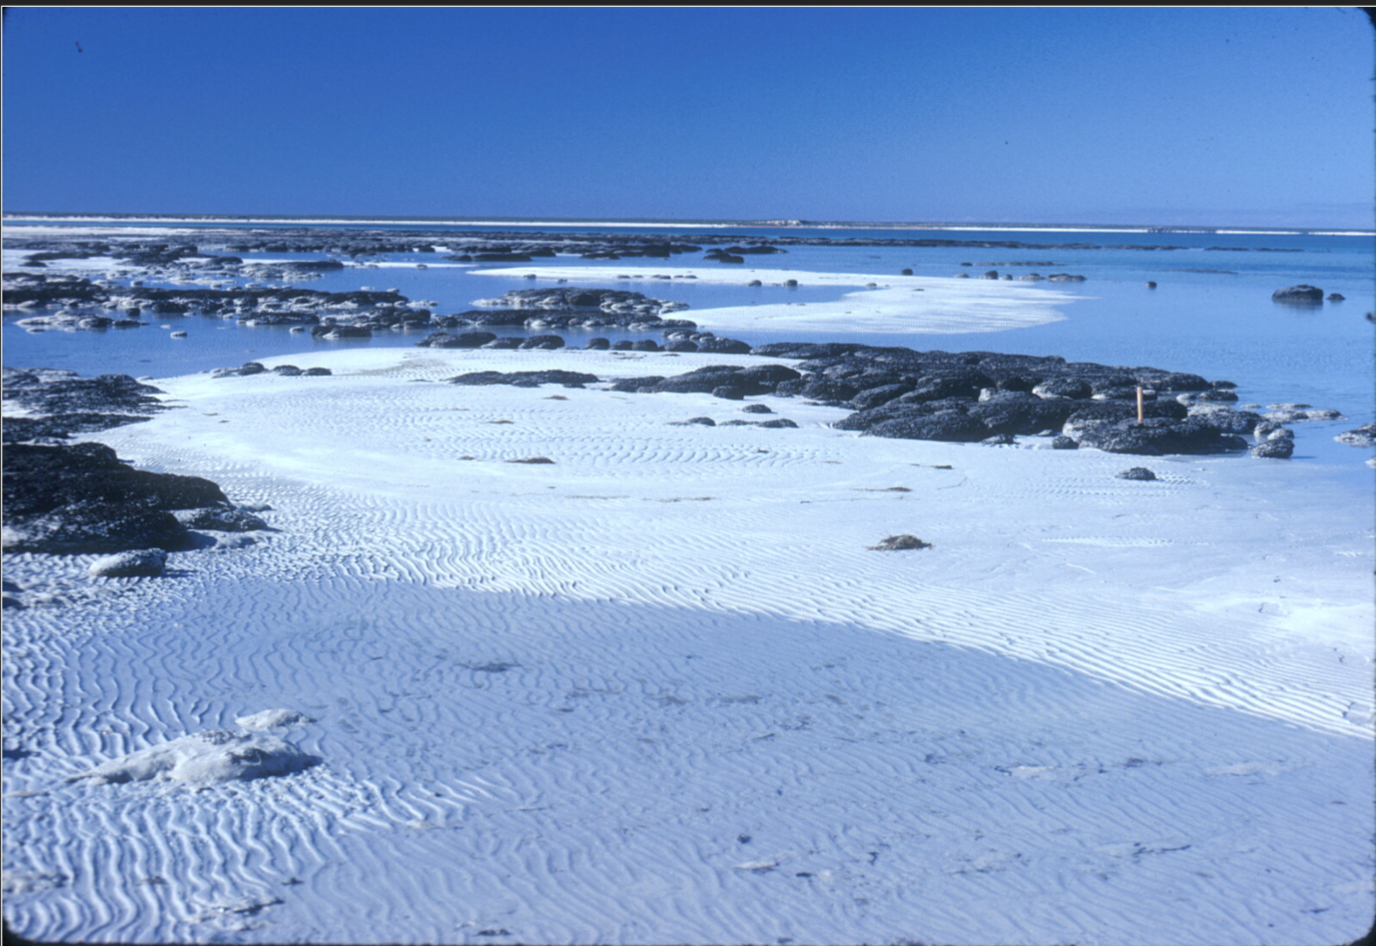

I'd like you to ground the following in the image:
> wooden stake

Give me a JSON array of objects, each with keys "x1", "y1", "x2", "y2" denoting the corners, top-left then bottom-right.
[{"x1": 1136, "y1": 385, "x2": 1144, "y2": 424}]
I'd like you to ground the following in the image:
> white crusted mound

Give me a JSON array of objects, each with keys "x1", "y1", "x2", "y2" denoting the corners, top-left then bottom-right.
[
  {"x1": 234, "y1": 708, "x2": 311, "y2": 730},
  {"x1": 87, "y1": 549, "x2": 167, "y2": 578},
  {"x1": 68, "y1": 731, "x2": 315, "y2": 784}
]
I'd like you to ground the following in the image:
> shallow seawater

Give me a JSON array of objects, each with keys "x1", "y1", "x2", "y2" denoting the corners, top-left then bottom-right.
[{"x1": 5, "y1": 222, "x2": 1372, "y2": 477}]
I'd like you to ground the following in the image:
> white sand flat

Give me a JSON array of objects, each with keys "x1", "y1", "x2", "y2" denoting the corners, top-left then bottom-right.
[
  {"x1": 470, "y1": 264, "x2": 1079, "y2": 334},
  {"x1": 2, "y1": 345, "x2": 1371, "y2": 945}
]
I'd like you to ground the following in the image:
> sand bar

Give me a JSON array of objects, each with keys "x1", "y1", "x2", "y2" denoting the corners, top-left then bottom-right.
[{"x1": 470, "y1": 265, "x2": 1080, "y2": 335}]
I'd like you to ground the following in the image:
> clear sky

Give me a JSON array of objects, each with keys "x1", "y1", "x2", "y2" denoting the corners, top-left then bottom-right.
[{"x1": 2, "y1": 7, "x2": 1372, "y2": 228}]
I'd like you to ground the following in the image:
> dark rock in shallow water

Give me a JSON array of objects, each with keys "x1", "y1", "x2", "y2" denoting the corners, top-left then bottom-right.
[
  {"x1": 683, "y1": 417, "x2": 716, "y2": 426},
  {"x1": 695, "y1": 336, "x2": 752, "y2": 355},
  {"x1": 609, "y1": 376, "x2": 665, "y2": 393},
  {"x1": 1327, "y1": 293, "x2": 1344, "y2": 302},
  {"x1": 1051, "y1": 435, "x2": 1079, "y2": 450},
  {"x1": 758, "y1": 418, "x2": 799, "y2": 429},
  {"x1": 712, "y1": 385, "x2": 746, "y2": 401},
  {"x1": 1064, "y1": 400, "x2": 1188, "y2": 424},
  {"x1": 1186, "y1": 406, "x2": 1262, "y2": 435},
  {"x1": 652, "y1": 366, "x2": 761, "y2": 396},
  {"x1": 519, "y1": 334, "x2": 566, "y2": 350},
  {"x1": 417, "y1": 331, "x2": 496, "y2": 349},
  {"x1": 211, "y1": 362, "x2": 266, "y2": 378},
  {"x1": 585, "y1": 337, "x2": 611, "y2": 350},
  {"x1": 302, "y1": 367, "x2": 332, "y2": 376},
  {"x1": 967, "y1": 393, "x2": 1077, "y2": 435},
  {"x1": 741, "y1": 403, "x2": 774, "y2": 414},
  {"x1": 1271, "y1": 285, "x2": 1324, "y2": 304},
  {"x1": 1251, "y1": 439, "x2": 1294, "y2": 459},
  {"x1": 446, "y1": 370, "x2": 599, "y2": 387},
  {"x1": 848, "y1": 383, "x2": 915, "y2": 411},
  {"x1": 751, "y1": 342, "x2": 863, "y2": 360},
  {"x1": 1115, "y1": 467, "x2": 1157, "y2": 481},
  {"x1": 1335, "y1": 423, "x2": 1376, "y2": 448},
  {"x1": 1031, "y1": 377, "x2": 1093, "y2": 400},
  {"x1": 862, "y1": 411, "x2": 990, "y2": 443},
  {"x1": 1076, "y1": 418, "x2": 1247, "y2": 456}
]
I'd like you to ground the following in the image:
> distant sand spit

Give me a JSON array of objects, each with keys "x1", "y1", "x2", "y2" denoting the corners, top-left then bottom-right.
[
  {"x1": 3, "y1": 346, "x2": 1372, "y2": 944},
  {"x1": 469, "y1": 265, "x2": 1079, "y2": 334}
]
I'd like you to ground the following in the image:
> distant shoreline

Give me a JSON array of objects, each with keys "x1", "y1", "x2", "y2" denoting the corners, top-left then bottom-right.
[{"x1": 3, "y1": 212, "x2": 1371, "y2": 238}]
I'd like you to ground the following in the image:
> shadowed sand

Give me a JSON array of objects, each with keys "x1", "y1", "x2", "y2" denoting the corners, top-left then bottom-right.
[{"x1": 2, "y1": 345, "x2": 1372, "y2": 945}]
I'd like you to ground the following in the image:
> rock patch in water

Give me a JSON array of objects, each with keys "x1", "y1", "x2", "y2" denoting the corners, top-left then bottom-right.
[
  {"x1": 1335, "y1": 424, "x2": 1376, "y2": 448},
  {"x1": 1270, "y1": 285, "x2": 1324, "y2": 304}
]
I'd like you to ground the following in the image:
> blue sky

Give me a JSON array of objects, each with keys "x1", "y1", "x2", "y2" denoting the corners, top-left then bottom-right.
[{"x1": 3, "y1": 7, "x2": 1372, "y2": 228}]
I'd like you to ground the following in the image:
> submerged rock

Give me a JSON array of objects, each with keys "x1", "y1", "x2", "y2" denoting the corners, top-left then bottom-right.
[
  {"x1": 1271, "y1": 285, "x2": 1324, "y2": 304},
  {"x1": 1335, "y1": 423, "x2": 1376, "y2": 448}
]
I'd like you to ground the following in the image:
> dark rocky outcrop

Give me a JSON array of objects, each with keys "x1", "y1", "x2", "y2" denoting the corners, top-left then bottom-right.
[
  {"x1": 3, "y1": 442, "x2": 231, "y2": 554},
  {"x1": 519, "y1": 334, "x2": 566, "y2": 350},
  {"x1": 869, "y1": 535, "x2": 931, "y2": 551},
  {"x1": 416, "y1": 331, "x2": 497, "y2": 348},
  {"x1": 609, "y1": 376, "x2": 665, "y2": 393},
  {"x1": 1115, "y1": 467, "x2": 1157, "y2": 481},
  {"x1": 694, "y1": 337, "x2": 753, "y2": 355},
  {"x1": 446, "y1": 370, "x2": 599, "y2": 387},
  {"x1": 1271, "y1": 285, "x2": 1324, "y2": 304},
  {"x1": 1334, "y1": 424, "x2": 1376, "y2": 448},
  {"x1": 1075, "y1": 418, "x2": 1247, "y2": 456}
]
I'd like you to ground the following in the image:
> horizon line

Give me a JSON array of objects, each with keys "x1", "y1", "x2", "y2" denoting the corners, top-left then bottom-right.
[{"x1": 3, "y1": 211, "x2": 1372, "y2": 236}]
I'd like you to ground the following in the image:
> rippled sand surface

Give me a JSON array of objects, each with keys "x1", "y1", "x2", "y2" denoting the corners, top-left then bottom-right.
[{"x1": 3, "y1": 346, "x2": 1372, "y2": 945}]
